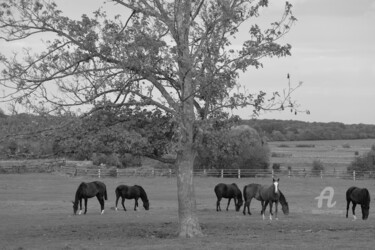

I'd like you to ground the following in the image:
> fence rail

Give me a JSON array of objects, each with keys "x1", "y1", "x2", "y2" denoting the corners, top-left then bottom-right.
[
  {"x1": 59, "y1": 166, "x2": 374, "y2": 181},
  {"x1": 0, "y1": 159, "x2": 373, "y2": 181}
]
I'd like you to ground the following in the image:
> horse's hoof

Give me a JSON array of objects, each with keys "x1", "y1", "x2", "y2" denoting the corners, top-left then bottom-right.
[{"x1": 101, "y1": 210, "x2": 104, "y2": 215}]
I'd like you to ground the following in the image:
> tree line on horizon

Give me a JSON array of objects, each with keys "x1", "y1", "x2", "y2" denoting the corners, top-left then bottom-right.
[{"x1": 244, "y1": 119, "x2": 375, "y2": 141}]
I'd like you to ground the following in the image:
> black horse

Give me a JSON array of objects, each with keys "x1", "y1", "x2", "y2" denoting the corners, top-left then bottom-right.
[
  {"x1": 115, "y1": 185, "x2": 149, "y2": 211},
  {"x1": 243, "y1": 182, "x2": 289, "y2": 216},
  {"x1": 72, "y1": 181, "x2": 107, "y2": 215},
  {"x1": 346, "y1": 186, "x2": 370, "y2": 220},
  {"x1": 214, "y1": 183, "x2": 243, "y2": 212}
]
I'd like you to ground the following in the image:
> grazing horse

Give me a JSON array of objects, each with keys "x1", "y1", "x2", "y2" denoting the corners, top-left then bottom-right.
[
  {"x1": 346, "y1": 186, "x2": 370, "y2": 220},
  {"x1": 243, "y1": 183, "x2": 289, "y2": 216},
  {"x1": 115, "y1": 185, "x2": 149, "y2": 211},
  {"x1": 72, "y1": 181, "x2": 107, "y2": 215},
  {"x1": 214, "y1": 183, "x2": 243, "y2": 212}
]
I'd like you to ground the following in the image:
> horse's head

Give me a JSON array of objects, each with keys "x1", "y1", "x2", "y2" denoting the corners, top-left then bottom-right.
[
  {"x1": 143, "y1": 200, "x2": 150, "y2": 210},
  {"x1": 282, "y1": 202, "x2": 289, "y2": 215},
  {"x1": 72, "y1": 201, "x2": 78, "y2": 215},
  {"x1": 273, "y1": 178, "x2": 279, "y2": 194},
  {"x1": 235, "y1": 199, "x2": 243, "y2": 211},
  {"x1": 361, "y1": 204, "x2": 370, "y2": 220}
]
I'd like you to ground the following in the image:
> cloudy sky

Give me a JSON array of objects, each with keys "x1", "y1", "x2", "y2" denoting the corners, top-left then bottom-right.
[
  {"x1": 235, "y1": 0, "x2": 375, "y2": 124},
  {"x1": 1, "y1": 0, "x2": 374, "y2": 125}
]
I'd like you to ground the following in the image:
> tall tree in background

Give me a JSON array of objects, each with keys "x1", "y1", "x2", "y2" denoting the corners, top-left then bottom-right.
[{"x1": 0, "y1": 0, "x2": 301, "y2": 237}]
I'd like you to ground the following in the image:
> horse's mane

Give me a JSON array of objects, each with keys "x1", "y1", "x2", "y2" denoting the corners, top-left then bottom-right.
[
  {"x1": 135, "y1": 185, "x2": 148, "y2": 201},
  {"x1": 231, "y1": 183, "x2": 242, "y2": 201},
  {"x1": 279, "y1": 190, "x2": 288, "y2": 206},
  {"x1": 74, "y1": 182, "x2": 86, "y2": 202}
]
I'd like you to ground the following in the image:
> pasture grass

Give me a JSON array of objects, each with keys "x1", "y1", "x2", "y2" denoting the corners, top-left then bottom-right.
[{"x1": 1, "y1": 173, "x2": 375, "y2": 249}]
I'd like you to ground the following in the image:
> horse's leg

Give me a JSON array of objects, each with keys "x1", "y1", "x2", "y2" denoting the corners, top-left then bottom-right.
[
  {"x1": 115, "y1": 195, "x2": 120, "y2": 211},
  {"x1": 352, "y1": 203, "x2": 357, "y2": 220},
  {"x1": 97, "y1": 195, "x2": 104, "y2": 214},
  {"x1": 243, "y1": 198, "x2": 250, "y2": 215},
  {"x1": 261, "y1": 201, "x2": 267, "y2": 220},
  {"x1": 346, "y1": 200, "x2": 350, "y2": 218},
  {"x1": 226, "y1": 198, "x2": 232, "y2": 211},
  {"x1": 216, "y1": 198, "x2": 221, "y2": 212},
  {"x1": 134, "y1": 198, "x2": 138, "y2": 211},
  {"x1": 121, "y1": 197, "x2": 127, "y2": 211},
  {"x1": 78, "y1": 198, "x2": 83, "y2": 215},
  {"x1": 269, "y1": 201, "x2": 273, "y2": 220},
  {"x1": 84, "y1": 198, "x2": 88, "y2": 214},
  {"x1": 275, "y1": 201, "x2": 279, "y2": 220}
]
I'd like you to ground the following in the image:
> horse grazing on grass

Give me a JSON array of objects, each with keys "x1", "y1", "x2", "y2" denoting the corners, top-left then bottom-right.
[
  {"x1": 72, "y1": 181, "x2": 107, "y2": 215},
  {"x1": 243, "y1": 182, "x2": 289, "y2": 217},
  {"x1": 346, "y1": 186, "x2": 370, "y2": 220},
  {"x1": 214, "y1": 183, "x2": 243, "y2": 212},
  {"x1": 115, "y1": 185, "x2": 149, "y2": 211}
]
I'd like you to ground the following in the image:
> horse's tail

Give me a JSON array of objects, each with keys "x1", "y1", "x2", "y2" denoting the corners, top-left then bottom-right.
[
  {"x1": 135, "y1": 185, "x2": 148, "y2": 201},
  {"x1": 243, "y1": 185, "x2": 248, "y2": 202},
  {"x1": 104, "y1": 186, "x2": 108, "y2": 200}
]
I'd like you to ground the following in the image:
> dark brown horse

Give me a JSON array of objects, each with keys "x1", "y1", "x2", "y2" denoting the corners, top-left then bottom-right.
[
  {"x1": 346, "y1": 186, "x2": 370, "y2": 220},
  {"x1": 115, "y1": 185, "x2": 149, "y2": 211},
  {"x1": 214, "y1": 183, "x2": 243, "y2": 212},
  {"x1": 241, "y1": 179, "x2": 280, "y2": 220},
  {"x1": 72, "y1": 181, "x2": 107, "y2": 215},
  {"x1": 243, "y1": 182, "x2": 289, "y2": 216}
]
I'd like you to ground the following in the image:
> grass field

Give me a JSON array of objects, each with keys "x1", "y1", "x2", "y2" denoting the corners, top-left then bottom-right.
[
  {"x1": 269, "y1": 138, "x2": 375, "y2": 171},
  {"x1": 1, "y1": 173, "x2": 375, "y2": 250}
]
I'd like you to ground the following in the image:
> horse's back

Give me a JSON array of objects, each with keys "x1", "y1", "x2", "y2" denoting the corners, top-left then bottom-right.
[
  {"x1": 243, "y1": 183, "x2": 261, "y2": 200},
  {"x1": 347, "y1": 186, "x2": 370, "y2": 204},
  {"x1": 214, "y1": 183, "x2": 226, "y2": 197}
]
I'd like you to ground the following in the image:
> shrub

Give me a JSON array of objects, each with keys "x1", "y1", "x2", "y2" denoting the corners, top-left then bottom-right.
[
  {"x1": 348, "y1": 147, "x2": 375, "y2": 175},
  {"x1": 272, "y1": 163, "x2": 281, "y2": 172},
  {"x1": 311, "y1": 159, "x2": 324, "y2": 176}
]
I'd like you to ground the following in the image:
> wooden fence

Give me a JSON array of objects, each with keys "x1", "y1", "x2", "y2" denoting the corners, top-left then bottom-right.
[
  {"x1": 0, "y1": 159, "x2": 373, "y2": 181},
  {"x1": 59, "y1": 165, "x2": 374, "y2": 181}
]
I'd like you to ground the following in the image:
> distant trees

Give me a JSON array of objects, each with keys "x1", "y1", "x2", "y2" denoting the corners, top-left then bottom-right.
[
  {"x1": 195, "y1": 124, "x2": 269, "y2": 172},
  {"x1": 246, "y1": 119, "x2": 375, "y2": 141},
  {"x1": 347, "y1": 145, "x2": 375, "y2": 175}
]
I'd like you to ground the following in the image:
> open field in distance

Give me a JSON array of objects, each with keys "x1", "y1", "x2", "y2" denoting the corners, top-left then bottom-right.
[{"x1": 268, "y1": 139, "x2": 375, "y2": 171}]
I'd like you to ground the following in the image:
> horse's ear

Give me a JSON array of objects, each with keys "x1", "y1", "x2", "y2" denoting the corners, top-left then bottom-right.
[{"x1": 277, "y1": 178, "x2": 280, "y2": 182}]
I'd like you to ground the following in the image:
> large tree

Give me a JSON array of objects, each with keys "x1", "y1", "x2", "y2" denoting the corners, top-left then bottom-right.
[{"x1": 0, "y1": 0, "x2": 301, "y2": 237}]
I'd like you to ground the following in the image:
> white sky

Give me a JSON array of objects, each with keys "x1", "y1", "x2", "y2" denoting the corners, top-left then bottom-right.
[{"x1": 0, "y1": 0, "x2": 374, "y2": 125}]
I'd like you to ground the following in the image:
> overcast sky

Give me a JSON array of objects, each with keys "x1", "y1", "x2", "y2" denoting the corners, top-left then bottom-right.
[{"x1": 1, "y1": 0, "x2": 374, "y2": 125}]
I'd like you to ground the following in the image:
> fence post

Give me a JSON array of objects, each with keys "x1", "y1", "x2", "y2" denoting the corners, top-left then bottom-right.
[
  {"x1": 272, "y1": 170, "x2": 274, "y2": 179},
  {"x1": 320, "y1": 170, "x2": 323, "y2": 179},
  {"x1": 288, "y1": 170, "x2": 291, "y2": 178},
  {"x1": 238, "y1": 169, "x2": 241, "y2": 179},
  {"x1": 98, "y1": 169, "x2": 101, "y2": 179},
  {"x1": 116, "y1": 168, "x2": 119, "y2": 178},
  {"x1": 221, "y1": 169, "x2": 224, "y2": 178},
  {"x1": 353, "y1": 171, "x2": 356, "y2": 181},
  {"x1": 169, "y1": 169, "x2": 172, "y2": 178}
]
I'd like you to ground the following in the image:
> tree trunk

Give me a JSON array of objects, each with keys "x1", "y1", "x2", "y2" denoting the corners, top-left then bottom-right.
[{"x1": 176, "y1": 141, "x2": 203, "y2": 238}]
